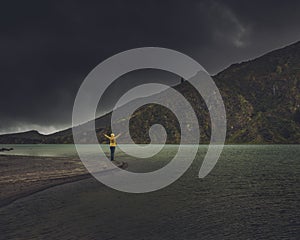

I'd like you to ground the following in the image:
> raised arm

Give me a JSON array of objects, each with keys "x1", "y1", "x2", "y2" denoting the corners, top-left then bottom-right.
[
  {"x1": 103, "y1": 134, "x2": 111, "y2": 139},
  {"x1": 115, "y1": 133, "x2": 121, "y2": 139}
]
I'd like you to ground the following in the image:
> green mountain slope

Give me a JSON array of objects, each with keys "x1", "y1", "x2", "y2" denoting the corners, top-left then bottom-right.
[
  {"x1": 1, "y1": 41, "x2": 300, "y2": 144},
  {"x1": 215, "y1": 40, "x2": 300, "y2": 143}
]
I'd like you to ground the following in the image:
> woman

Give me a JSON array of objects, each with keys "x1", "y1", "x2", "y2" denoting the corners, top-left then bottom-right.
[{"x1": 103, "y1": 133, "x2": 121, "y2": 161}]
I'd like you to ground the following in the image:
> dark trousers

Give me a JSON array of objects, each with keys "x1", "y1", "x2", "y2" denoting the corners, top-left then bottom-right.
[{"x1": 110, "y1": 146, "x2": 115, "y2": 161}]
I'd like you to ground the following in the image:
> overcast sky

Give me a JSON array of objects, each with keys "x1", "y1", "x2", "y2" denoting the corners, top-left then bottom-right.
[{"x1": 1, "y1": 0, "x2": 300, "y2": 134}]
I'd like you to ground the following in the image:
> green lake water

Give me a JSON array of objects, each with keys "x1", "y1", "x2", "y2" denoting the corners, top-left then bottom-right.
[{"x1": 0, "y1": 144, "x2": 299, "y2": 239}]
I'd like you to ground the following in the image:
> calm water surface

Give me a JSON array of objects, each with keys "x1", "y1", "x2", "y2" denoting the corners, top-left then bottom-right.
[{"x1": 0, "y1": 145, "x2": 299, "y2": 239}]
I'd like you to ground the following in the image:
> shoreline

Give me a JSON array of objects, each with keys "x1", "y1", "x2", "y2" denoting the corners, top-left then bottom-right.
[
  {"x1": 0, "y1": 173, "x2": 91, "y2": 208},
  {"x1": 0, "y1": 155, "x2": 127, "y2": 208}
]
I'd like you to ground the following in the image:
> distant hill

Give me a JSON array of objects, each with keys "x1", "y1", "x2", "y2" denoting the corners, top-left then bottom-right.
[
  {"x1": 0, "y1": 130, "x2": 45, "y2": 144},
  {"x1": 1, "y1": 41, "x2": 300, "y2": 144}
]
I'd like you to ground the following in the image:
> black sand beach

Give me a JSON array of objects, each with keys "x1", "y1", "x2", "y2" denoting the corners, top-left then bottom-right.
[{"x1": 0, "y1": 155, "x2": 126, "y2": 207}]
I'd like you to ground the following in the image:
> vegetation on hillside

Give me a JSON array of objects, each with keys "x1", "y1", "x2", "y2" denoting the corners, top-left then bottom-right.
[{"x1": 1, "y1": 41, "x2": 300, "y2": 144}]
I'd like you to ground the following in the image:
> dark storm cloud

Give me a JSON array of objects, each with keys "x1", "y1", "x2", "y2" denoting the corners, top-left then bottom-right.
[{"x1": 1, "y1": 0, "x2": 300, "y2": 134}]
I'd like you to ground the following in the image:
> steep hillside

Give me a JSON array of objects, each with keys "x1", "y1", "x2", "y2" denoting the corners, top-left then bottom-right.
[
  {"x1": 1, "y1": 41, "x2": 300, "y2": 144},
  {"x1": 215, "y1": 41, "x2": 300, "y2": 143}
]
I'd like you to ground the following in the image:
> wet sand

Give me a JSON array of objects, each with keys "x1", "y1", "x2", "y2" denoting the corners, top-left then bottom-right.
[{"x1": 0, "y1": 155, "x2": 126, "y2": 207}]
